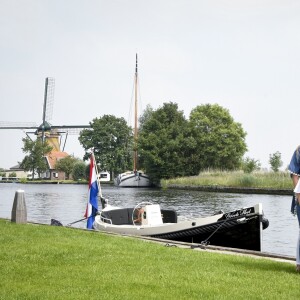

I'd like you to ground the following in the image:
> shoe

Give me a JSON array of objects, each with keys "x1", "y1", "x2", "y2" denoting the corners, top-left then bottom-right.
[{"x1": 296, "y1": 265, "x2": 300, "y2": 272}]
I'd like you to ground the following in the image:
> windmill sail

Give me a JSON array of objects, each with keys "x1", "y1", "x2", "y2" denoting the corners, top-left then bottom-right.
[{"x1": 0, "y1": 77, "x2": 91, "y2": 152}]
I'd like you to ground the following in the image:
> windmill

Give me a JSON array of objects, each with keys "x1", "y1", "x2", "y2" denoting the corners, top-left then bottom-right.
[{"x1": 0, "y1": 77, "x2": 90, "y2": 152}]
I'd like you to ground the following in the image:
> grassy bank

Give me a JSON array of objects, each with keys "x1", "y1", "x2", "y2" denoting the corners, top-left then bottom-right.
[
  {"x1": 0, "y1": 219, "x2": 299, "y2": 299},
  {"x1": 161, "y1": 170, "x2": 293, "y2": 190}
]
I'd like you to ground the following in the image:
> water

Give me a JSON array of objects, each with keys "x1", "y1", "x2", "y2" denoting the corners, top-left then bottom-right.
[{"x1": 0, "y1": 183, "x2": 298, "y2": 258}]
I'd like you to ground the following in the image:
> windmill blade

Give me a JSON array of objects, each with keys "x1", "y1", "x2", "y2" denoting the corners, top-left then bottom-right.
[
  {"x1": 43, "y1": 77, "x2": 55, "y2": 124},
  {"x1": 0, "y1": 122, "x2": 38, "y2": 130},
  {"x1": 40, "y1": 77, "x2": 55, "y2": 143},
  {"x1": 51, "y1": 125, "x2": 91, "y2": 135}
]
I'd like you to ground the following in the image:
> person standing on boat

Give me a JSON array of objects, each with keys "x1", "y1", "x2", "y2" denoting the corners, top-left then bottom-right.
[{"x1": 288, "y1": 145, "x2": 300, "y2": 272}]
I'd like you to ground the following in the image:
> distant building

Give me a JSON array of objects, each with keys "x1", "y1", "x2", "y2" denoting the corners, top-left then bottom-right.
[
  {"x1": 2, "y1": 164, "x2": 29, "y2": 179},
  {"x1": 99, "y1": 171, "x2": 110, "y2": 182},
  {"x1": 42, "y1": 151, "x2": 69, "y2": 180},
  {"x1": 1, "y1": 151, "x2": 70, "y2": 180}
]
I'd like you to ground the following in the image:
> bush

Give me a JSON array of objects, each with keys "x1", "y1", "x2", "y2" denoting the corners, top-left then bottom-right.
[
  {"x1": 238, "y1": 175, "x2": 256, "y2": 187},
  {"x1": 242, "y1": 157, "x2": 261, "y2": 173},
  {"x1": 19, "y1": 178, "x2": 27, "y2": 184},
  {"x1": 269, "y1": 151, "x2": 283, "y2": 172},
  {"x1": 72, "y1": 162, "x2": 86, "y2": 181},
  {"x1": 8, "y1": 172, "x2": 17, "y2": 178}
]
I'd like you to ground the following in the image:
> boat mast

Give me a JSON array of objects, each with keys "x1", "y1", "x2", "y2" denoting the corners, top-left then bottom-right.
[{"x1": 133, "y1": 54, "x2": 138, "y2": 172}]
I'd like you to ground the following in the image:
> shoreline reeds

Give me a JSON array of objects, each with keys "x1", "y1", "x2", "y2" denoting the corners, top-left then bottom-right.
[{"x1": 161, "y1": 170, "x2": 293, "y2": 190}]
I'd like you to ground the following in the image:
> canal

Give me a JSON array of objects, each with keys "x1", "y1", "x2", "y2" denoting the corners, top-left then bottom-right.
[{"x1": 0, "y1": 183, "x2": 297, "y2": 257}]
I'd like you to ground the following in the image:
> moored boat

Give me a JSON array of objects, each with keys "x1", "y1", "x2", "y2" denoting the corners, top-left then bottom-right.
[
  {"x1": 114, "y1": 171, "x2": 151, "y2": 187},
  {"x1": 94, "y1": 201, "x2": 269, "y2": 251},
  {"x1": 114, "y1": 54, "x2": 152, "y2": 187}
]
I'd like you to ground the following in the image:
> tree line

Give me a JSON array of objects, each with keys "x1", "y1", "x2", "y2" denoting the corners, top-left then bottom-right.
[
  {"x1": 79, "y1": 102, "x2": 248, "y2": 185},
  {"x1": 15, "y1": 102, "x2": 283, "y2": 183}
]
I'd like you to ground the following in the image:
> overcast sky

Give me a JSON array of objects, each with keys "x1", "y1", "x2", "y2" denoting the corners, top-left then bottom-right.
[{"x1": 0, "y1": 0, "x2": 299, "y2": 170}]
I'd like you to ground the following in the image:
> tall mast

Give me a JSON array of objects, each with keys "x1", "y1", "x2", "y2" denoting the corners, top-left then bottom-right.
[{"x1": 133, "y1": 54, "x2": 138, "y2": 172}]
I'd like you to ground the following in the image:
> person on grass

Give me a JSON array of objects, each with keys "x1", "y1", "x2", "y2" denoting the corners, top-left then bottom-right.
[{"x1": 288, "y1": 145, "x2": 300, "y2": 272}]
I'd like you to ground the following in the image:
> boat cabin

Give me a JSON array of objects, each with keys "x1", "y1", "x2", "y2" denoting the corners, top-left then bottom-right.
[{"x1": 100, "y1": 205, "x2": 178, "y2": 226}]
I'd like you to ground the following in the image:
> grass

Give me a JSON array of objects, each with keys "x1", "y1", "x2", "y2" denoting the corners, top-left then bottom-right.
[
  {"x1": 161, "y1": 170, "x2": 293, "y2": 190},
  {"x1": 0, "y1": 219, "x2": 299, "y2": 299}
]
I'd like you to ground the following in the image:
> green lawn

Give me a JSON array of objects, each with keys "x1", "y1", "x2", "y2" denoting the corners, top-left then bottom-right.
[{"x1": 0, "y1": 219, "x2": 298, "y2": 299}]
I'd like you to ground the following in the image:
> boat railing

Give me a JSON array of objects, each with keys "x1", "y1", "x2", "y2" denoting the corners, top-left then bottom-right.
[{"x1": 100, "y1": 214, "x2": 113, "y2": 225}]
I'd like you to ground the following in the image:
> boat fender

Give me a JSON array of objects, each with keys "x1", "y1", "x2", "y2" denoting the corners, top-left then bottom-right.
[{"x1": 262, "y1": 217, "x2": 269, "y2": 230}]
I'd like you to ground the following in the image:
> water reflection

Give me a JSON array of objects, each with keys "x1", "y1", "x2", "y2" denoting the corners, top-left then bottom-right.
[{"x1": 0, "y1": 183, "x2": 297, "y2": 258}]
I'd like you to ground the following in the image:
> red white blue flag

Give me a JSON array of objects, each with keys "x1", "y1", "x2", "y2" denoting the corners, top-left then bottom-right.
[{"x1": 85, "y1": 154, "x2": 99, "y2": 229}]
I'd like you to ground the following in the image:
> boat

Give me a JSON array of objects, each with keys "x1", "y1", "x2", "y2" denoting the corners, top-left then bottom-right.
[
  {"x1": 114, "y1": 54, "x2": 152, "y2": 187},
  {"x1": 94, "y1": 201, "x2": 269, "y2": 251},
  {"x1": 114, "y1": 170, "x2": 151, "y2": 187}
]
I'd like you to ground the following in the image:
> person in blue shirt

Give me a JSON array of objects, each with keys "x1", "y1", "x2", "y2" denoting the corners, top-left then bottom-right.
[{"x1": 288, "y1": 146, "x2": 300, "y2": 272}]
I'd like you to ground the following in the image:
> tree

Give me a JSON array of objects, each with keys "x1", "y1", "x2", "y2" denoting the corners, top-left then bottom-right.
[
  {"x1": 269, "y1": 151, "x2": 283, "y2": 172},
  {"x1": 55, "y1": 156, "x2": 80, "y2": 179},
  {"x1": 79, "y1": 115, "x2": 133, "y2": 177},
  {"x1": 139, "y1": 102, "x2": 193, "y2": 184},
  {"x1": 139, "y1": 104, "x2": 154, "y2": 131},
  {"x1": 189, "y1": 104, "x2": 247, "y2": 171},
  {"x1": 72, "y1": 161, "x2": 86, "y2": 181},
  {"x1": 20, "y1": 138, "x2": 53, "y2": 179},
  {"x1": 242, "y1": 157, "x2": 261, "y2": 173}
]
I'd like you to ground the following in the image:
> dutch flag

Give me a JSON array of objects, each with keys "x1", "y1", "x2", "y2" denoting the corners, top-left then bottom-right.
[{"x1": 85, "y1": 154, "x2": 99, "y2": 229}]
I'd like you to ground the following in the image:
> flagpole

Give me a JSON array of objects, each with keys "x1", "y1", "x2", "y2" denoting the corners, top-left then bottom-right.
[
  {"x1": 91, "y1": 151, "x2": 102, "y2": 198},
  {"x1": 85, "y1": 150, "x2": 100, "y2": 229}
]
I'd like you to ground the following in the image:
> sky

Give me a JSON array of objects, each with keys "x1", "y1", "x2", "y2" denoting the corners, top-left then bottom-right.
[{"x1": 0, "y1": 0, "x2": 299, "y2": 170}]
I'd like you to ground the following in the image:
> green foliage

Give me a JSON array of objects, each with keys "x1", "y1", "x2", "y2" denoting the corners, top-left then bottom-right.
[
  {"x1": 72, "y1": 161, "x2": 86, "y2": 180},
  {"x1": 79, "y1": 115, "x2": 133, "y2": 176},
  {"x1": 55, "y1": 155, "x2": 81, "y2": 179},
  {"x1": 269, "y1": 151, "x2": 283, "y2": 172},
  {"x1": 20, "y1": 138, "x2": 53, "y2": 179},
  {"x1": 0, "y1": 220, "x2": 299, "y2": 299},
  {"x1": 8, "y1": 172, "x2": 17, "y2": 178},
  {"x1": 85, "y1": 164, "x2": 90, "y2": 180},
  {"x1": 19, "y1": 177, "x2": 27, "y2": 183},
  {"x1": 139, "y1": 102, "x2": 192, "y2": 185},
  {"x1": 0, "y1": 172, "x2": 6, "y2": 177},
  {"x1": 238, "y1": 174, "x2": 257, "y2": 187},
  {"x1": 139, "y1": 102, "x2": 247, "y2": 184},
  {"x1": 139, "y1": 104, "x2": 154, "y2": 131},
  {"x1": 189, "y1": 104, "x2": 247, "y2": 171},
  {"x1": 242, "y1": 157, "x2": 261, "y2": 173}
]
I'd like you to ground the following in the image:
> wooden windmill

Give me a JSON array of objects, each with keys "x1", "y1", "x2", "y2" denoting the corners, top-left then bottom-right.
[{"x1": 0, "y1": 77, "x2": 90, "y2": 152}]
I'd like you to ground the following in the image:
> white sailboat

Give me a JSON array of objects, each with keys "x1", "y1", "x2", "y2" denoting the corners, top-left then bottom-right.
[{"x1": 114, "y1": 54, "x2": 152, "y2": 187}]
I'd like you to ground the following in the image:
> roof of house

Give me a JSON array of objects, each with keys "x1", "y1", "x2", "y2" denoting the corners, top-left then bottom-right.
[
  {"x1": 10, "y1": 164, "x2": 22, "y2": 170},
  {"x1": 45, "y1": 151, "x2": 69, "y2": 169}
]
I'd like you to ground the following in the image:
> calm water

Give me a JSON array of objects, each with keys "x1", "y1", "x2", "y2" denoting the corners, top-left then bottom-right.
[{"x1": 0, "y1": 183, "x2": 298, "y2": 258}]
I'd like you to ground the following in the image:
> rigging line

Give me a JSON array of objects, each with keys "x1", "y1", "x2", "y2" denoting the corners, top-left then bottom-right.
[
  {"x1": 200, "y1": 218, "x2": 230, "y2": 247},
  {"x1": 127, "y1": 73, "x2": 135, "y2": 127},
  {"x1": 136, "y1": 75, "x2": 143, "y2": 126}
]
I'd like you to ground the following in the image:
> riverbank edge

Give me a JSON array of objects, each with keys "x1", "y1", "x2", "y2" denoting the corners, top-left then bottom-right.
[
  {"x1": 1, "y1": 217, "x2": 295, "y2": 264},
  {"x1": 164, "y1": 184, "x2": 293, "y2": 196},
  {"x1": 0, "y1": 180, "x2": 293, "y2": 195},
  {"x1": 0, "y1": 180, "x2": 113, "y2": 185}
]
